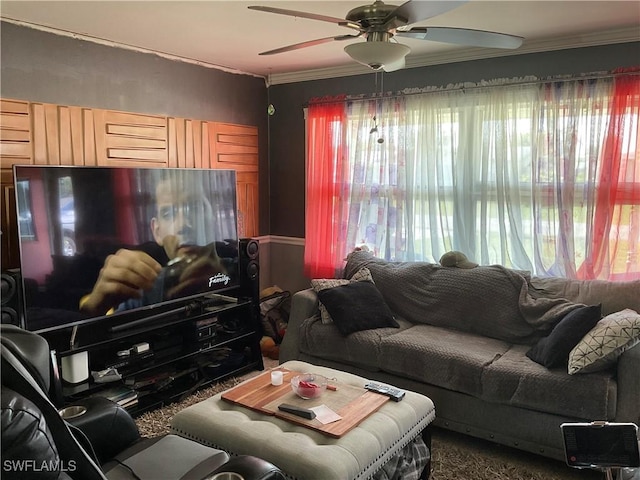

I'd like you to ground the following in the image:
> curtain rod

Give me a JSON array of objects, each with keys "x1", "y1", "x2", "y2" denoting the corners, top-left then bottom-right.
[
  {"x1": 307, "y1": 69, "x2": 639, "y2": 106},
  {"x1": 393, "y1": 69, "x2": 640, "y2": 98}
]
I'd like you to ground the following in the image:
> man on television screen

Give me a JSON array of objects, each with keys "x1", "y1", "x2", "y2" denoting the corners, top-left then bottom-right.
[{"x1": 80, "y1": 171, "x2": 230, "y2": 316}]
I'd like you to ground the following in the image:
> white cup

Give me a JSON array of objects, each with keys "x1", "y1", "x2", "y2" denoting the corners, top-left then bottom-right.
[
  {"x1": 61, "y1": 351, "x2": 89, "y2": 384},
  {"x1": 271, "y1": 370, "x2": 283, "y2": 386}
]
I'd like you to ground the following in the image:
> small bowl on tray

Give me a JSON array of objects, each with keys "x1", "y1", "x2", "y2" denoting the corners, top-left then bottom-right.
[{"x1": 290, "y1": 373, "x2": 328, "y2": 399}]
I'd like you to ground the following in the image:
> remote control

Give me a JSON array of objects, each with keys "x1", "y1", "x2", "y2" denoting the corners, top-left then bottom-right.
[
  {"x1": 277, "y1": 403, "x2": 316, "y2": 419},
  {"x1": 364, "y1": 382, "x2": 406, "y2": 402}
]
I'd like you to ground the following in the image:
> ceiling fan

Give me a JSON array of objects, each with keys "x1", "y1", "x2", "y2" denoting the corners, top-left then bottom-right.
[{"x1": 248, "y1": 0, "x2": 524, "y2": 72}]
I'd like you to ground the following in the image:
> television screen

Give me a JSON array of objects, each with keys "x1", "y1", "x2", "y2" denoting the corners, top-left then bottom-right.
[{"x1": 13, "y1": 165, "x2": 240, "y2": 333}]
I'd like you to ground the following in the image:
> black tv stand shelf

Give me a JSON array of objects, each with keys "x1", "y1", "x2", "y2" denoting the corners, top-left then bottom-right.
[{"x1": 45, "y1": 292, "x2": 264, "y2": 415}]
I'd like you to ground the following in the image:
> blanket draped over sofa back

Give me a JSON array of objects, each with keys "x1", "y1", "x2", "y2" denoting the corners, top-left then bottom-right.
[{"x1": 344, "y1": 252, "x2": 584, "y2": 344}]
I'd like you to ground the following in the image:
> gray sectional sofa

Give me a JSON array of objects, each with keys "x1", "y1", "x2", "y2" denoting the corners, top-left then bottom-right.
[{"x1": 279, "y1": 251, "x2": 640, "y2": 461}]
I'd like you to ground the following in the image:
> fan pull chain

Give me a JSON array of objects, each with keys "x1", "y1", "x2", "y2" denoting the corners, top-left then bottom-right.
[
  {"x1": 370, "y1": 70, "x2": 379, "y2": 135},
  {"x1": 377, "y1": 71, "x2": 385, "y2": 144}
]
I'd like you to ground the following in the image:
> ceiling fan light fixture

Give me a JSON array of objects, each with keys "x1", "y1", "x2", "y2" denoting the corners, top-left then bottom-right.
[{"x1": 344, "y1": 41, "x2": 410, "y2": 70}]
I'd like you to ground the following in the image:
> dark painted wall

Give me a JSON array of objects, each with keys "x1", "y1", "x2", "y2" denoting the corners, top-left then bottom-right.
[
  {"x1": 0, "y1": 22, "x2": 271, "y2": 234},
  {"x1": 267, "y1": 41, "x2": 640, "y2": 238}
]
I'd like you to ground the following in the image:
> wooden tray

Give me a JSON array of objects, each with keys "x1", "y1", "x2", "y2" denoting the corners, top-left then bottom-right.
[{"x1": 221, "y1": 369, "x2": 389, "y2": 437}]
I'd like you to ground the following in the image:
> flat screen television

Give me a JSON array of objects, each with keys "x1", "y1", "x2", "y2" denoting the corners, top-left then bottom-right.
[{"x1": 13, "y1": 165, "x2": 240, "y2": 334}]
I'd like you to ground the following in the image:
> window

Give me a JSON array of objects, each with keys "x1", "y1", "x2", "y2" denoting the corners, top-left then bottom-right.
[{"x1": 305, "y1": 73, "x2": 640, "y2": 280}]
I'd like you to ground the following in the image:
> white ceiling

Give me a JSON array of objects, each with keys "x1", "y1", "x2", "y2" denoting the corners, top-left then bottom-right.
[{"x1": 1, "y1": 1, "x2": 639, "y2": 84}]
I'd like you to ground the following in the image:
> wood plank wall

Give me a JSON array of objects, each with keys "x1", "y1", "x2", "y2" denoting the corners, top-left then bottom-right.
[{"x1": 0, "y1": 97, "x2": 258, "y2": 268}]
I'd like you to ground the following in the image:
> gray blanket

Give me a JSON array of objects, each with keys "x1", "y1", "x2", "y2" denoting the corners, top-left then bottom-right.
[{"x1": 344, "y1": 251, "x2": 583, "y2": 344}]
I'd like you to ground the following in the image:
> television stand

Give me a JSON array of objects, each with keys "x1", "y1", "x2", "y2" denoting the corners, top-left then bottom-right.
[
  {"x1": 109, "y1": 303, "x2": 196, "y2": 333},
  {"x1": 45, "y1": 293, "x2": 263, "y2": 415}
]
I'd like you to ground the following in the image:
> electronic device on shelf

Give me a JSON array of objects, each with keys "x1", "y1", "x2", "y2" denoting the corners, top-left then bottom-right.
[
  {"x1": 193, "y1": 316, "x2": 220, "y2": 341},
  {"x1": 11, "y1": 164, "x2": 263, "y2": 415},
  {"x1": 12, "y1": 165, "x2": 241, "y2": 336}
]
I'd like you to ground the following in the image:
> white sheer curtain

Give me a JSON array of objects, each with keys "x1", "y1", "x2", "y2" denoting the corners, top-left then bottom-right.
[
  {"x1": 534, "y1": 80, "x2": 614, "y2": 277},
  {"x1": 342, "y1": 97, "x2": 409, "y2": 260},
  {"x1": 334, "y1": 75, "x2": 638, "y2": 279},
  {"x1": 407, "y1": 84, "x2": 545, "y2": 268}
]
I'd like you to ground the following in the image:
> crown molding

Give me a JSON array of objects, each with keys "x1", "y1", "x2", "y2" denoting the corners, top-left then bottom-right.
[{"x1": 268, "y1": 26, "x2": 640, "y2": 85}]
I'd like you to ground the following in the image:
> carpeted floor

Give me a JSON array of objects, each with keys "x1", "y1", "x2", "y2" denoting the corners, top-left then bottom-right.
[
  {"x1": 134, "y1": 359, "x2": 604, "y2": 480},
  {"x1": 428, "y1": 427, "x2": 602, "y2": 480}
]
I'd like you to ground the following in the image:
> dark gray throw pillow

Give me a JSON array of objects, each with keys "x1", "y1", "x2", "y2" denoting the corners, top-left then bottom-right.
[
  {"x1": 316, "y1": 281, "x2": 399, "y2": 335},
  {"x1": 526, "y1": 304, "x2": 602, "y2": 368}
]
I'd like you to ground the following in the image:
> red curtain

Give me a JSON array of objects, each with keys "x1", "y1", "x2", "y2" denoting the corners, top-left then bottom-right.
[
  {"x1": 580, "y1": 69, "x2": 640, "y2": 280},
  {"x1": 304, "y1": 97, "x2": 347, "y2": 279}
]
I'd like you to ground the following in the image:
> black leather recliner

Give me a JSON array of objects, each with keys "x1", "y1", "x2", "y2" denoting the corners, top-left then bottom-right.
[{"x1": 1, "y1": 324, "x2": 285, "y2": 480}]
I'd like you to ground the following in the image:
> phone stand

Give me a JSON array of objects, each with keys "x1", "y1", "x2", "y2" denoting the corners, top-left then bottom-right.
[
  {"x1": 602, "y1": 467, "x2": 640, "y2": 480},
  {"x1": 561, "y1": 422, "x2": 640, "y2": 480},
  {"x1": 600, "y1": 467, "x2": 640, "y2": 480}
]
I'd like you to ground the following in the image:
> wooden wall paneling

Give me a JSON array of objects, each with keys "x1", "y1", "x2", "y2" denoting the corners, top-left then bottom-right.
[
  {"x1": 236, "y1": 171, "x2": 259, "y2": 238},
  {"x1": 68, "y1": 106, "x2": 84, "y2": 165},
  {"x1": 58, "y1": 107, "x2": 73, "y2": 165},
  {"x1": 44, "y1": 103, "x2": 61, "y2": 165},
  {"x1": 192, "y1": 120, "x2": 203, "y2": 169},
  {"x1": 183, "y1": 120, "x2": 193, "y2": 168},
  {"x1": 208, "y1": 122, "x2": 259, "y2": 239},
  {"x1": 99, "y1": 111, "x2": 167, "y2": 167},
  {"x1": 168, "y1": 118, "x2": 205, "y2": 169},
  {"x1": 0, "y1": 99, "x2": 32, "y2": 168},
  {"x1": 32, "y1": 102, "x2": 89, "y2": 166},
  {"x1": 168, "y1": 117, "x2": 178, "y2": 168},
  {"x1": 200, "y1": 121, "x2": 210, "y2": 170},
  {"x1": 1, "y1": 99, "x2": 32, "y2": 268},
  {"x1": 208, "y1": 122, "x2": 259, "y2": 168},
  {"x1": 30, "y1": 103, "x2": 48, "y2": 165},
  {"x1": 174, "y1": 117, "x2": 186, "y2": 168},
  {"x1": 83, "y1": 109, "x2": 98, "y2": 166},
  {"x1": 44, "y1": 104, "x2": 89, "y2": 166},
  {"x1": 32, "y1": 103, "x2": 97, "y2": 166},
  {"x1": 92, "y1": 109, "x2": 108, "y2": 165}
]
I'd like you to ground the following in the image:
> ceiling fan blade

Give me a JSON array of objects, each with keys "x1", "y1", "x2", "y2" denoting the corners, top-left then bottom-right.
[
  {"x1": 382, "y1": 57, "x2": 406, "y2": 72},
  {"x1": 248, "y1": 6, "x2": 360, "y2": 30},
  {"x1": 258, "y1": 35, "x2": 361, "y2": 56},
  {"x1": 396, "y1": 27, "x2": 524, "y2": 49},
  {"x1": 384, "y1": 0, "x2": 468, "y2": 29}
]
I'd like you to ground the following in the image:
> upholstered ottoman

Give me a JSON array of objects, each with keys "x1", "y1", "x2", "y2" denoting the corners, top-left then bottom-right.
[{"x1": 170, "y1": 360, "x2": 436, "y2": 480}]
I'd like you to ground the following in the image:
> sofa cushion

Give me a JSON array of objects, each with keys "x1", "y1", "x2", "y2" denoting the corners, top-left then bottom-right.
[
  {"x1": 530, "y1": 277, "x2": 640, "y2": 316},
  {"x1": 482, "y1": 344, "x2": 617, "y2": 420},
  {"x1": 379, "y1": 325, "x2": 511, "y2": 397},
  {"x1": 316, "y1": 281, "x2": 399, "y2": 335},
  {"x1": 569, "y1": 309, "x2": 640, "y2": 374},
  {"x1": 526, "y1": 304, "x2": 602, "y2": 368},
  {"x1": 298, "y1": 315, "x2": 413, "y2": 371},
  {"x1": 311, "y1": 267, "x2": 373, "y2": 324}
]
